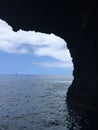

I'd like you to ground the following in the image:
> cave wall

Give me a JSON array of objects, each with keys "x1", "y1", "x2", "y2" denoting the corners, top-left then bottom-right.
[
  {"x1": 66, "y1": 1, "x2": 98, "y2": 112},
  {"x1": 0, "y1": 0, "x2": 98, "y2": 112}
]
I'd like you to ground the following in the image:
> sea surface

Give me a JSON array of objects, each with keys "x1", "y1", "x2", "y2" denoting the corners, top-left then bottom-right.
[{"x1": 0, "y1": 75, "x2": 97, "y2": 130}]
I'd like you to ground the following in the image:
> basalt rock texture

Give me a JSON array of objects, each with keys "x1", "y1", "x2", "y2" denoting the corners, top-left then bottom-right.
[{"x1": 0, "y1": 0, "x2": 98, "y2": 112}]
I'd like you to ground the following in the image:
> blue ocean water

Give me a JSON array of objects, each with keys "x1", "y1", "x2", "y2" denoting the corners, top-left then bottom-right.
[{"x1": 0, "y1": 75, "x2": 97, "y2": 130}]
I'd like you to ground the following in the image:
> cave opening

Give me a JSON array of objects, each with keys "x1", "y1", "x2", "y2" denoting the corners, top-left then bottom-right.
[
  {"x1": 0, "y1": 1, "x2": 98, "y2": 129},
  {"x1": 0, "y1": 19, "x2": 73, "y2": 77}
]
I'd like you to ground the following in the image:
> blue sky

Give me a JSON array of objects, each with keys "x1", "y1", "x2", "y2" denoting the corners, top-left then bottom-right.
[{"x1": 0, "y1": 19, "x2": 73, "y2": 75}]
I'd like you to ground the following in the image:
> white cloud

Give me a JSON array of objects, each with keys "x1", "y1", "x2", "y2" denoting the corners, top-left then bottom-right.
[{"x1": 0, "y1": 19, "x2": 73, "y2": 67}]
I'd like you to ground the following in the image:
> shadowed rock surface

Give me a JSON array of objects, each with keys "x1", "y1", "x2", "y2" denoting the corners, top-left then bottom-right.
[{"x1": 0, "y1": 0, "x2": 98, "y2": 112}]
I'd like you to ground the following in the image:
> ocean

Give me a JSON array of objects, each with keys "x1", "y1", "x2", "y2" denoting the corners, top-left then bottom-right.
[{"x1": 0, "y1": 75, "x2": 97, "y2": 130}]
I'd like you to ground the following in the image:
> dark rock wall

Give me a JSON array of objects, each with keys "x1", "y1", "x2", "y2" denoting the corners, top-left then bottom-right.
[
  {"x1": 0, "y1": 0, "x2": 98, "y2": 112},
  {"x1": 66, "y1": 1, "x2": 98, "y2": 112}
]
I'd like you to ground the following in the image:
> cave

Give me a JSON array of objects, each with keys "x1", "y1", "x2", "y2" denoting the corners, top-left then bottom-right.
[{"x1": 0, "y1": 0, "x2": 98, "y2": 112}]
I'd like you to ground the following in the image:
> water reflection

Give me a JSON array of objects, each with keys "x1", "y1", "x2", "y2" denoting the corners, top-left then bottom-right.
[
  {"x1": 0, "y1": 75, "x2": 97, "y2": 130},
  {"x1": 66, "y1": 101, "x2": 98, "y2": 130}
]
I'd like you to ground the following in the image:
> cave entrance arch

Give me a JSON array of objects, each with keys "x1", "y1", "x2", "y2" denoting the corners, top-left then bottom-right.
[
  {"x1": 0, "y1": 0, "x2": 98, "y2": 112},
  {"x1": 0, "y1": 19, "x2": 74, "y2": 76}
]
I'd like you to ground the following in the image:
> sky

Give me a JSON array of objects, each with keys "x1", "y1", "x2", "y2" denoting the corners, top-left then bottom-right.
[{"x1": 0, "y1": 19, "x2": 73, "y2": 75}]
